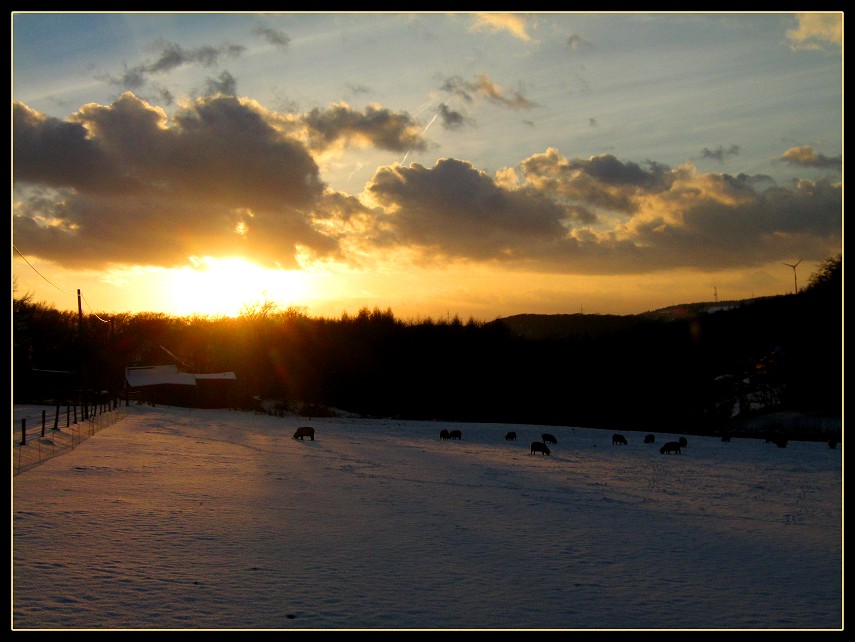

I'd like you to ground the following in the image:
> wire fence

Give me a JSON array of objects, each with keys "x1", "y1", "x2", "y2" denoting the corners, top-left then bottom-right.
[{"x1": 12, "y1": 401, "x2": 127, "y2": 476}]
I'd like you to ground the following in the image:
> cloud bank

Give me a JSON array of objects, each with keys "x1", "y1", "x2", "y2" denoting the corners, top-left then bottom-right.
[{"x1": 13, "y1": 91, "x2": 842, "y2": 278}]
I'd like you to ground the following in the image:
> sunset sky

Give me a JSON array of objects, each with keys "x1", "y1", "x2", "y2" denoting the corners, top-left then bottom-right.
[{"x1": 12, "y1": 12, "x2": 842, "y2": 321}]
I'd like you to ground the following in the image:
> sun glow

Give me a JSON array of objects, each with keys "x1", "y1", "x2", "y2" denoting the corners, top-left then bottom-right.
[{"x1": 165, "y1": 257, "x2": 314, "y2": 318}]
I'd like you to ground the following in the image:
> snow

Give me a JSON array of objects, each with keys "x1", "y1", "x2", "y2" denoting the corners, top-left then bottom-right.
[{"x1": 12, "y1": 404, "x2": 843, "y2": 630}]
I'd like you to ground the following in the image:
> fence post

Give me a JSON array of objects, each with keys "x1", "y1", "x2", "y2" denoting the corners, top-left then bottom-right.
[
  {"x1": 54, "y1": 404, "x2": 60, "y2": 431},
  {"x1": 41, "y1": 410, "x2": 46, "y2": 437},
  {"x1": 67, "y1": 404, "x2": 70, "y2": 427},
  {"x1": 21, "y1": 418, "x2": 26, "y2": 445}
]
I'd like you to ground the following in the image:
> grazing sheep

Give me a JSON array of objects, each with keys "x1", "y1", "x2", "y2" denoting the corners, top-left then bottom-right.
[
  {"x1": 449, "y1": 429, "x2": 462, "y2": 440},
  {"x1": 679, "y1": 436, "x2": 688, "y2": 448},
  {"x1": 440, "y1": 429, "x2": 451, "y2": 440},
  {"x1": 542, "y1": 433, "x2": 557, "y2": 445},
  {"x1": 505, "y1": 431, "x2": 517, "y2": 441},
  {"x1": 293, "y1": 426, "x2": 315, "y2": 441},
  {"x1": 660, "y1": 441, "x2": 681, "y2": 454},
  {"x1": 612, "y1": 433, "x2": 628, "y2": 445},
  {"x1": 644, "y1": 434, "x2": 655, "y2": 444},
  {"x1": 773, "y1": 437, "x2": 788, "y2": 448},
  {"x1": 721, "y1": 434, "x2": 732, "y2": 442},
  {"x1": 530, "y1": 441, "x2": 551, "y2": 455}
]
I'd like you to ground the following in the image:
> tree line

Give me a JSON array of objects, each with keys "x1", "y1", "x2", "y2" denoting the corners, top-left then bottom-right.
[{"x1": 12, "y1": 255, "x2": 841, "y2": 434}]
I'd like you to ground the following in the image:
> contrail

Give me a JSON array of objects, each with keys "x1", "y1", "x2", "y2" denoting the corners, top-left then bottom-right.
[
  {"x1": 401, "y1": 98, "x2": 449, "y2": 165},
  {"x1": 421, "y1": 109, "x2": 442, "y2": 134},
  {"x1": 412, "y1": 96, "x2": 439, "y2": 117}
]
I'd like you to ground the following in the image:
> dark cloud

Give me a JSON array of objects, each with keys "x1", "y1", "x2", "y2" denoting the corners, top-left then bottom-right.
[
  {"x1": 306, "y1": 191, "x2": 395, "y2": 260},
  {"x1": 442, "y1": 76, "x2": 474, "y2": 103},
  {"x1": 156, "y1": 86, "x2": 175, "y2": 106},
  {"x1": 518, "y1": 150, "x2": 672, "y2": 214},
  {"x1": 112, "y1": 65, "x2": 147, "y2": 90},
  {"x1": 566, "y1": 154, "x2": 671, "y2": 189},
  {"x1": 347, "y1": 83, "x2": 371, "y2": 95},
  {"x1": 13, "y1": 93, "x2": 329, "y2": 270},
  {"x1": 253, "y1": 24, "x2": 291, "y2": 49},
  {"x1": 149, "y1": 39, "x2": 245, "y2": 72},
  {"x1": 683, "y1": 177, "x2": 841, "y2": 240},
  {"x1": 438, "y1": 103, "x2": 472, "y2": 130},
  {"x1": 566, "y1": 34, "x2": 594, "y2": 51},
  {"x1": 439, "y1": 74, "x2": 538, "y2": 110},
  {"x1": 303, "y1": 103, "x2": 428, "y2": 153},
  {"x1": 700, "y1": 144, "x2": 740, "y2": 163},
  {"x1": 779, "y1": 145, "x2": 842, "y2": 171},
  {"x1": 621, "y1": 175, "x2": 843, "y2": 272},
  {"x1": 365, "y1": 158, "x2": 573, "y2": 260},
  {"x1": 734, "y1": 172, "x2": 775, "y2": 187},
  {"x1": 356, "y1": 149, "x2": 840, "y2": 275},
  {"x1": 103, "y1": 39, "x2": 245, "y2": 90},
  {"x1": 13, "y1": 102, "x2": 138, "y2": 193},
  {"x1": 204, "y1": 70, "x2": 238, "y2": 97}
]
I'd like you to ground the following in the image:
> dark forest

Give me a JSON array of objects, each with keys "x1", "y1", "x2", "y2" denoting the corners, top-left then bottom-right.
[{"x1": 12, "y1": 255, "x2": 841, "y2": 436}]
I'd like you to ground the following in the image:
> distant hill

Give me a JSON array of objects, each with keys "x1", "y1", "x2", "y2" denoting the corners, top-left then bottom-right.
[
  {"x1": 493, "y1": 312, "x2": 643, "y2": 340},
  {"x1": 494, "y1": 297, "x2": 779, "y2": 340},
  {"x1": 639, "y1": 297, "x2": 775, "y2": 320}
]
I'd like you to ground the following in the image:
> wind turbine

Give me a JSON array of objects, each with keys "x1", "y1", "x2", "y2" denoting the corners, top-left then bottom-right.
[{"x1": 783, "y1": 259, "x2": 803, "y2": 294}]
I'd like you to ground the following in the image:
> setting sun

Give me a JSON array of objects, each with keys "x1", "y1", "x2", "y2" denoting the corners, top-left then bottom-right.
[
  {"x1": 12, "y1": 12, "x2": 841, "y2": 321},
  {"x1": 164, "y1": 257, "x2": 313, "y2": 317}
]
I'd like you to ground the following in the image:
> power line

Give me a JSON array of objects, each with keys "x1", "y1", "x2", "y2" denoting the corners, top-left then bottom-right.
[
  {"x1": 80, "y1": 293, "x2": 110, "y2": 323},
  {"x1": 13, "y1": 245, "x2": 109, "y2": 322},
  {"x1": 12, "y1": 245, "x2": 75, "y2": 296}
]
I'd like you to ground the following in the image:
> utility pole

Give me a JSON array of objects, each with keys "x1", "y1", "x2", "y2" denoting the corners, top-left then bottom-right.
[{"x1": 77, "y1": 289, "x2": 85, "y2": 419}]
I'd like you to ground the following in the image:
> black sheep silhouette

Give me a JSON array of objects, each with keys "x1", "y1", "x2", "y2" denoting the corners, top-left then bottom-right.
[{"x1": 530, "y1": 441, "x2": 551, "y2": 455}]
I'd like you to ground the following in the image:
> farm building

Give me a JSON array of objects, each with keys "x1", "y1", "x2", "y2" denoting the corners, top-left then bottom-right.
[{"x1": 125, "y1": 365, "x2": 238, "y2": 408}]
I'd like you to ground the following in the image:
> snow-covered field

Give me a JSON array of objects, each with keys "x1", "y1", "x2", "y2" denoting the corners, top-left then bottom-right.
[{"x1": 12, "y1": 404, "x2": 843, "y2": 630}]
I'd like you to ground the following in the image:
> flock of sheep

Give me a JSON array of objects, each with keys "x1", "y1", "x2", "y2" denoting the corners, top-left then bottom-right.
[
  {"x1": 442, "y1": 428, "x2": 688, "y2": 456},
  {"x1": 293, "y1": 423, "x2": 838, "y2": 452},
  {"x1": 441, "y1": 429, "x2": 838, "y2": 453},
  {"x1": 293, "y1": 425, "x2": 674, "y2": 452}
]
